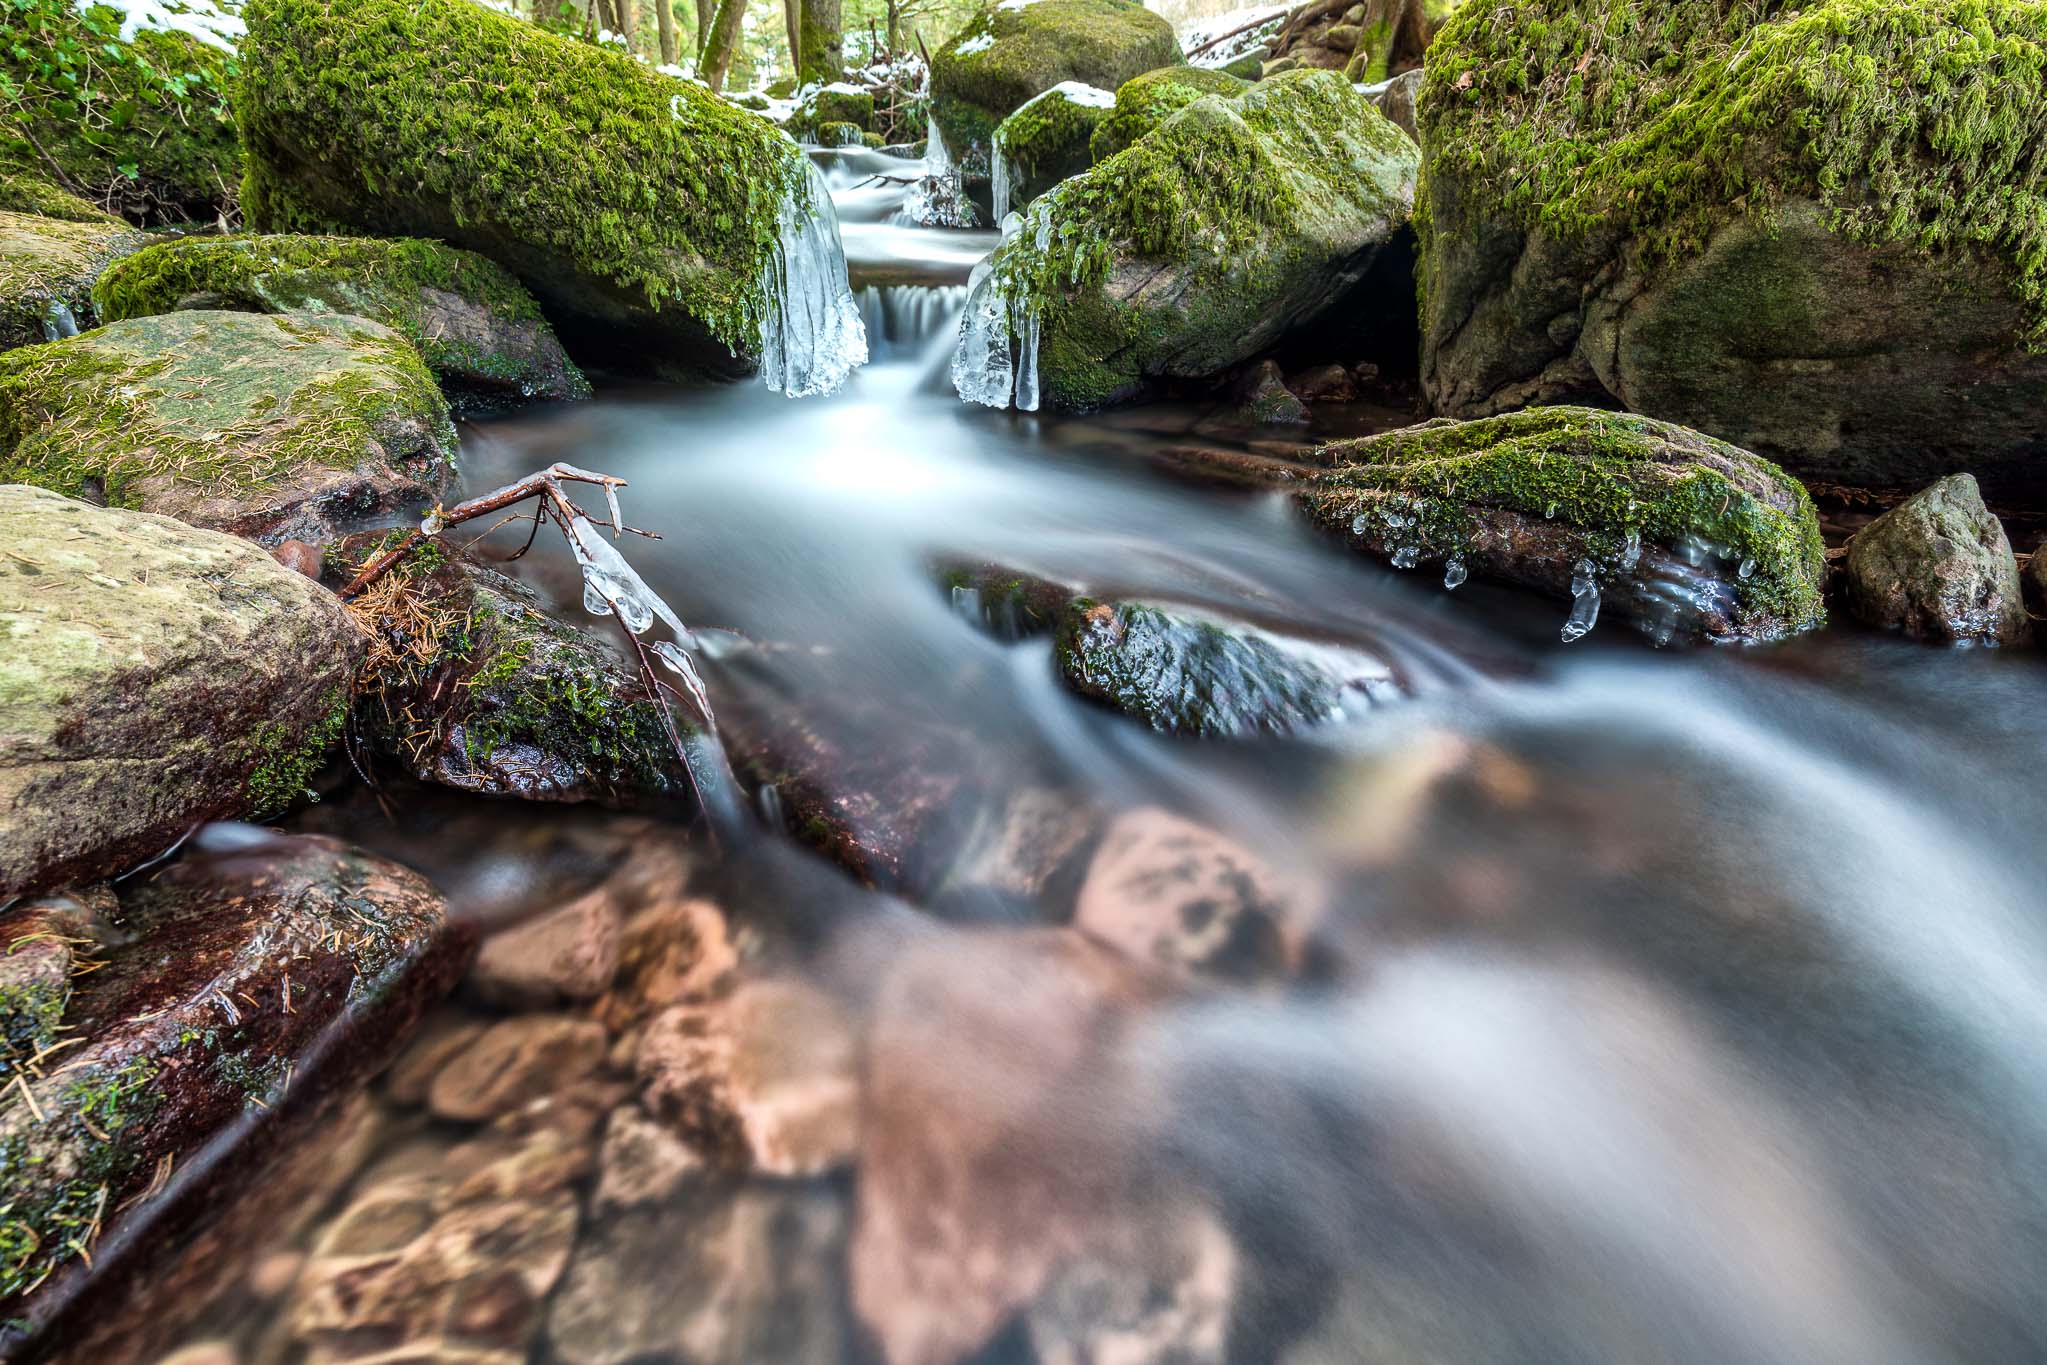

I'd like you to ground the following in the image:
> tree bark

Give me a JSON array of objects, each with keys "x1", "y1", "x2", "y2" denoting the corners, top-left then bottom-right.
[
  {"x1": 617, "y1": 0, "x2": 638, "y2": 51},
  {"x1": 783, "y1": 0, "x2": 801, "y2": 82},
  {"x1": 692, "y1": 0, "x2": 714, "y2": 55},
  {"x1": 656, "y1": 0, "x2": 680, "y2": 64},
  {"x1": 698, "y1": 0, "x2": 749, "y2": 91},
  {"x1": 796, "y1": 0, "x2": 841, "y2": 85}
]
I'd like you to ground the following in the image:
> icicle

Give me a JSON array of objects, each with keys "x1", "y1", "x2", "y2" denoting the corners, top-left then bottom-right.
[
  {"x1": 1561, "y1": 557, "x2": 1601, "y2": 643},
  {"x1": 566, "y1": 515, "x2": 694, "y2": 644},
  {"x1": 990, "y1": 131, "x2": 1014, "y2": 222},
  {"x1": 1013, "y1": 302, "x2": 1041, "y2": 412},
  {"x1": 39, "y1": 298, "x2": 78, "y2": 342},
  {"x1": 953, "y1": 261, "x2": 1016, "y2": 408},
  {"x1": 757, "y1": 158, "x2": 868, "y2": 398}
]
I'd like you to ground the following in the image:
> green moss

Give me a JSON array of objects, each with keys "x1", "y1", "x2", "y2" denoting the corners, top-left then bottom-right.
[
  {"x1": 0, "y1": 310, "x2": 454, "y2": 513},
  {"x1": 0, "y1": 174, "x2": 119, "y2": 225},
  {"x1": 236, "y1": 0, "x2": 814, "y2": 359},
  {"x1": 991, "y1": 83, "x2": 1112, "y2": 212},
  {"x1": 810, "y1": 86, "x2": 874, "y2": 129},
  {"x1": 0, "y1": 1056, "x2": 160, "y2": 1300},
  {"x1": 92, "y1": 234, "x2": 589, "y2": 398},
  {"x1": 1089, "y1": 65, "x2": 1246, "y2": 160},
  {"x1": 931, "y1": 0, "x2": 1183, "y2": 157},
  {"x1": 1419, "y1": 0, "x2": 2047, "y2": 341},
  {"x1": 1307, "y1": 407, "x2": 1827, "y2": 631},
  {"x1": 815, "y1": 121, "x2": 866, "y2": 148},
  {"x1": 0, "y1": 0, "x2": 239, "y2": 225},
  {"x1": 242, "y1": 683, "x2": 348, "y2": 817},
  {"x1": 0, "y1": 208, "x2": 141, "y2": 351},
  {"x1": 980, "y1": 69, "x2": 1414, "y2": 409},
  {"x1": 0, "y1": 980, "x2": 64, "y2": 1082}
]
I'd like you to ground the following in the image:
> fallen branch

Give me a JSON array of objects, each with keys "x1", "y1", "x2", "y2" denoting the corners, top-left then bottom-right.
[{"x1": 1185, "y1": 10, "x2": 1285, "y2": 59}]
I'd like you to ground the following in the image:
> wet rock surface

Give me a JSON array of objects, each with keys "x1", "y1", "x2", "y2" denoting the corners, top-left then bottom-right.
[
  {"x1": 0, "y1": 309, "x2": 455, "y2": 545},
  {"x1": 1300, "y1": 407, "x2": 1828, "y2": 645},
  {"x1": 634, "y1": 977, "x2": 860, "y2": 1176},
  {"x1": 468, "y1": 885, "x2": 623, "y2": 1009},
  {"x1": 340, "y1": 546, "x2": 695, "y2": 805},
  {"x1": 0, "y1": 208, "x2": 143, "y2": 350},
  {"x1": 92, "y1": 234, "x2": 590, "y2": 404},
  {"x1": 0, "y1": 834, "x2": 468, "y2": 1357},
  {"x1": 1843, "y1": 474, "x2": 2029, "y2": 646},
  {"x1": 427, "y1": 1015, "x2": 610, "y2": 1123},
  {"x1": 0, "y1": 486, "x2": 363, "y2": 900}
]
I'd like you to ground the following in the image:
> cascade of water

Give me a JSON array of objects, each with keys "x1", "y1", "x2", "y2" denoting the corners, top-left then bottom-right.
[
  {"x1": 758, "y1": 157, "x2": 869, "y2": 398},
  {"x1": 858, "y1": 284, "x2": 973, "y2": 354}
]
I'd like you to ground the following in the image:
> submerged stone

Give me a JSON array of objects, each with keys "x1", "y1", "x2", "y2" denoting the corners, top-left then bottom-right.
[
  {"x1": 0, "y1": 834, "x2": 466, "y2": 1351},
  {"x1": 1300, "y1": 407, "x2": 1829, "y2": 645},
  {"x1": 931, "y1": 0, "x2": 1182, "y2": 162},
  {"x1": 1843, "y1": 474, "x2": 2029, "y2": 646},
  {"x1": 0, "y1": 486, "x2": 362, "y2": 900},
  {"x1": 1088, "y1": 65, "x2": 1247, "y2": 161},
  {"x1": 93, "y1": 234, "x2": 590, "y2": 404},
  {"x1": 236, "y1": 0, "x2": 864, "y2": 390},
  {"x1": 0, "y1": 209, "x2": 144, "y2": 351},
  {"x1": 341, "y1": 545, "x2": 696, "y2": 805},
  {"x1": 0, "y1": 309, "x2": 455, "y2": 544},
  {"x1": 1417, "y1": 0, "x2": 2047, "y2": 497},
  {"x1": 955, "y1": 70, "x2": 1417, "y2": 412}
]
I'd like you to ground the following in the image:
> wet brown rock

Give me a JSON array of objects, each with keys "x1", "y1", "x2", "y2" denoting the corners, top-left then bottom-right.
[
  {"x1": 427, "y1": 1015, "x2": 609, "y2": 1123},
  {"x1": 1290, "y1": 362, "x2": 1358, "y2": 402},
  {"x1": 1026, "y1": 1202, "x2": 1239, "y2": 1365},
  {"x1": 546, "y1": 1169, "x2": 853, "y2": 1365},
  {"x1": 1372, "y1": 65, "x2": 1423, "y2": 140},
  {"x1": 592, "y1": 1104, "x2": 704, "y2": 1213},
  {"x1": 851, "y1": 927, "x2": 1165, "y2": 1365},
  {"x1": 2026, "y1": 547, "x2": 2047, "y2": 620},
  {"x1": 1236, "y1": 358, "x2": 1308, "y2": 426},
  {"x1": 468, "y1": 885, "x2": 623, "y2": 1009},
  {"x1": 941, "y1": 785, "x2": 1100, "y2": 903},
  {"x1": 150, "y1": 1343, "x2": 240, "y2": 1365},
  {"x1": 594, "y1": 895, "x2": 738, "y2": 1034},
  {"x1": 1074, "y1": 807, "x2": 1315, "y2": 984},
  {"x1": 381, "y1": 1011, "x2": 490, "y2": 1108},
  {"x1": 635, "y1": 978, "x2": 859, "y2": 1176},
  {"x1": 0, "y1": 835, "x2": 468, "y2": 1359},
  {"x1": 269, "y1": 538, "x2": 324, "y2": 578},
  {"x1": 1843, "y1": 474, "x2": 2029, "y2": 645}
]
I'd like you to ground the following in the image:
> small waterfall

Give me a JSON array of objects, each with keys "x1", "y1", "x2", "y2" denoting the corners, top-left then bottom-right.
[
  {"x1": 758, "y1": 157, "x2": 869, "y2": 398},
  {"x1": 902, "y1": 116, "x2": 978, "y2": 229},
  {"x1": 857, "y1": 284, "x2": 972, "y2": 357}
]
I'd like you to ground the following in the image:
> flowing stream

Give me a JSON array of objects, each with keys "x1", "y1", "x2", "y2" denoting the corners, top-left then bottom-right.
[{"x1": 174, "y1": 146, "x2": 2047, "y2": 1365}]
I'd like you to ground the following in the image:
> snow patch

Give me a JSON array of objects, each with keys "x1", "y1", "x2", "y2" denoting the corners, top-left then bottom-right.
[
  {"x1": 1047, "y1": 80, "x2": 1116, "y2": 108},
  {"x1": 78, "y1": 0, "x2": 244, "y2": 51}
]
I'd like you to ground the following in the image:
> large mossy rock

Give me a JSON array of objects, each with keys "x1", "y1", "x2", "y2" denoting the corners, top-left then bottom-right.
[
  {"x1": 0, "y1": 310, "x2": 455, "y2": 544},
  {"x1": 0, "y1": 2, "x2": 241, "y2": 225},
  {"x1": 1088, "y1": 65, "x2": 1247, "y2": 161},
  {"x1": 1416, "y1": 0, "x2": 2047, "y2": 497},
  {"x1": 236, "y1": 0, "x2": 826, "y2": 381},
  {"x1": 993, "y1": 83, "x2": 1117, "y2": 216},
  {"x1": 0, "y1": 835, "x2": 468, "y2": 1351},
  {"x1": 931, "y1": 0, "x2": 1183, "y2": 160},
  {"x1": 0, "y1": 486, "x2": 364, "y2": 901},
  {"x1": 1843, "y1": 473, "x2": 2030, "y2": 645},
  {"x1": 0, "y1": 209, "x2": 143, "y2": 351},
  {"x1": 340, "y1": 542, "x2": 695, "y2": 803},
  {"x1": 956, "y1": 69, "x2": 1417, "y2": 412},
  {"x1": 93, "y1": 235, "x2": 589, "y2": 403},
  {"x1": 1299, "y1": 407, "x2": 1828, "y2": 644}
]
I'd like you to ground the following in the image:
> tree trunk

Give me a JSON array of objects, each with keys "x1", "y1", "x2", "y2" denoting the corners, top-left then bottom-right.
[
  {"x1": 698, "y1": 0, "x2": 748, "y2": 91},
  {"x1": 693, "y1": 0, "x2": 714, "y2": 54},
  {"x1": 616, "y1": 0, "x2": 638, "y2": 51},
  {"x1": 796, "y1": 0, "x2": 841, "y2": 85},
  {"x1": 656, "y1": 0, "x2": 679, "y2": 64},
  {"x1": 783, "y1": 0, "x2": 801, "y2": 82}
]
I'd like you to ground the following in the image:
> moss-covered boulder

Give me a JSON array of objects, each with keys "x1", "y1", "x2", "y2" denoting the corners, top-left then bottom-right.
[
  {"x1": 1088, "y1": 65, "x2": 1246, "y2": 161},
  {"x1": 0, "y1": 0, "x2": 241, "y2": 226},
  {"x1": 0, "y1": 836, "x2": 466, "y2": 1341},
  {"x1": 991, "y1": 82, "x2": 1116, "y2": 216},
  {"x1": 0, "y1": 310, "x2": 455, "y2": 544},
  {"x1": 1300, "y1": 408, "x2": 1828, "y2": 645},
  {"x1": 1418, "y1": 0, "x2": 2047, "y2": 497},
  {"x1": 0, "y1": 172, "x2": 123, "y2": 225},
  {"x1": 339, "y1": 541, "x2": 695, "y2": 803},
  {"x1": 0, "y1": 210, "x2": 144, "y2": 351},
  {"x1": 1843, "y1": 473, "x2": 2029, "y2": 645},
  {"x1": 955, "y1": 70, "x2": 1417, "y2": 412},
  {"x1": 815, "y1": 121, "x2": 867, "y2": 148},
  {"x1": 810, "y1": 83, "x2": 876, "y2": 131},
  {"x1": 0, "y1": 486, "x2": 365, "y2": 901},
  {"x1": 931, "y1": 0, "x2": 1182, "y2": 162},
  {"x1": 236, "y1": 0, "x2": 851, "y2": 386},
  {"x1": 93, "y1": 235, "x2": 589, "y2": 403}
]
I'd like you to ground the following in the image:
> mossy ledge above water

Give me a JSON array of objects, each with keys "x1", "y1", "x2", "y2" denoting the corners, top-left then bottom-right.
[
  {"x1": 1089, "y1": 65, "x2": 1247, "y2": 161},
  {"x1": 1301, "y1": 407, "x2": 1828, "y2": 643},
  {"x1": 93, "y1": 234, "x2": 590, "y2": 402},
  {"x1": 234, "y1": 0, "x2": 815, "y2": 374},
  {"x1": 1418, "y1": 0, "x2": 2047, "y2": 340}
]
